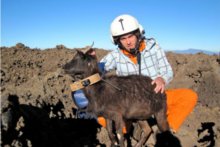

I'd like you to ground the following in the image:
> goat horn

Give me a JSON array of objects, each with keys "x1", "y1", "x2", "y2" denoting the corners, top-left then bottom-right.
[{"x1": 81, "y1": 41, "x2": 94, "y2": 54}]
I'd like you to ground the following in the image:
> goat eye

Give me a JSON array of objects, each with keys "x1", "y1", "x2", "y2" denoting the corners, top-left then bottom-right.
[{"x1": 74, "y1": 74, "x2": 83, "y2": 80}]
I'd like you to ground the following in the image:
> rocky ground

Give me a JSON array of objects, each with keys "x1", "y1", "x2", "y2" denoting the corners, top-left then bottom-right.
[{"x1": 1, "y1": 43, "x2": 220, "y2": 147}]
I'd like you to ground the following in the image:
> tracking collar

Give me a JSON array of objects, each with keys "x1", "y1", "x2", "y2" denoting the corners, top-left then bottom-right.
[{"x1": 70, "y1": 73, "x2": 101, "y2": 92}]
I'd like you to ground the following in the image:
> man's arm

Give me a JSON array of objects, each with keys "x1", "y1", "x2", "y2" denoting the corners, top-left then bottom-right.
[
  {"x1": 100, "y1": 51, "x2": 117, "y2": 72},
  {"x1": 151, "y1": 43, "x2": 173, "y2": 93},
  {"x1": 155, "y1": 44, "x2": 173, "y2": 85}
]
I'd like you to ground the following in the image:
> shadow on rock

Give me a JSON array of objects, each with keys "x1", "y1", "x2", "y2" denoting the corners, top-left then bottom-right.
[
  {"x1": 197, "y1": 122, "x2": 216, "y2": 147},
  {"x1": 1, "y1": 95, "x2": 103, "y2": 147}
]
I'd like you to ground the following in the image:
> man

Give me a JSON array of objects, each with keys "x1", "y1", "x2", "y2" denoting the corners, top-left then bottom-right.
[
  {"x1": 100, "y1": 14, "x2": 198, "y2": 133},
  {"x1": 73, "y1": 14, "x2": 197, "y2": 137}
]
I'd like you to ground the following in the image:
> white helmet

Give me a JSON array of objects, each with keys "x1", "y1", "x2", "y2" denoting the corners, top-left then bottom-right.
[{"x1": 110, "y1": 14, "x2": 145, "y2": 45}]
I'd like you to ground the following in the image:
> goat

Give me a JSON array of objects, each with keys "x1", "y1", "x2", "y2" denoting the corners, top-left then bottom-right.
[{"x1": 63, "y1": 49, "x2": 180, "y2": 147}]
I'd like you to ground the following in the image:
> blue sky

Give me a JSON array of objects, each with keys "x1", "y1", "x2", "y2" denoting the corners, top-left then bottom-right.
[{"x1": 1, "y1": 0, "x2": 220, "y2": 52}]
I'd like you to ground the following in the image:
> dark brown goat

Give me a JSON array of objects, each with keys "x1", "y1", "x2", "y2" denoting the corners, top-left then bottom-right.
[{"x1": 64, "y1": 50, "x2": 178, "y2": 147}]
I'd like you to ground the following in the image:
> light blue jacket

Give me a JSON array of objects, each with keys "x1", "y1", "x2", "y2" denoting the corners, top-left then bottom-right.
[{"x1": 100, "y1": 38, "x2": 173, "y2": 84}]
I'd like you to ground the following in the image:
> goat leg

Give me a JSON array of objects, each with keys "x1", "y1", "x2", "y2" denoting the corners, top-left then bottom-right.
[
  {"x1": 154, "y1": 107, "x2": 170, "y2": 132},
  {"x1": 134, "y1": 120, "x2": 152, "y2": 147},
  {"x1": 124, "y1": 119, "x2": 132, "y2": 133},
  {"x1": 106, "y1": 119, "x2": 118, "y2": 146},
  {"x1": 113, "y1": 114, "x2": 125, "y2": 147}
]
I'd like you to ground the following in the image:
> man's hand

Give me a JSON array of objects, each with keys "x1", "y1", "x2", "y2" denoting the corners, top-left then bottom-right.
[{"x1": 151, "y1": 77, "x2": 166, "y2": 93}]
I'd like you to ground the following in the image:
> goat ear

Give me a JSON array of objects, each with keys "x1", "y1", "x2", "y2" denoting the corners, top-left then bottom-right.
[
  {"x1": 85, "y1": 49, "x2": 96, "y2": 58},
  {"x1": 76, "y1": 50, "x2": 86, "y2": 58},
  {"x1": 76, "y1": 49, "x2": 92, "y2": 61}
]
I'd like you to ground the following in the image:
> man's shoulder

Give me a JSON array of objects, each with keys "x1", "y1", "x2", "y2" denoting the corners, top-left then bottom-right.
[
  {"x1": 145, "y1": 38, "x2": 160, "y2": 51},
  {"x1": 102, "y1": 49, "x2": 120, "y2": 59},
  {"x1": 146, "y1": 38, "x2": 157, "y2": 45}
]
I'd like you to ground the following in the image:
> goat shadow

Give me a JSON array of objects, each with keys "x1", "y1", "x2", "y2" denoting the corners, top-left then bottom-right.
[{"x1": 1, "y1": 95, "x2": 104, "y2": 147}]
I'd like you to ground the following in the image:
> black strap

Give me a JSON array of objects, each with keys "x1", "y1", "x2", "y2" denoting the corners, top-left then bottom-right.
[{"x1": 137, "y1": 52, "x2": 141, "y2": 75}]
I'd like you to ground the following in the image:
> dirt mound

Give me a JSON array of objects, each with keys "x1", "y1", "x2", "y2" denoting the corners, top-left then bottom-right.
[{"x1": 1, "y1": 43, "x2": 220, "y2": 146}]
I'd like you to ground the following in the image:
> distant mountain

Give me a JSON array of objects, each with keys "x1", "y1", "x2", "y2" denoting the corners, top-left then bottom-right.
[{"x1": 167, "y1": 49, "x2": 218, "y2": 55}]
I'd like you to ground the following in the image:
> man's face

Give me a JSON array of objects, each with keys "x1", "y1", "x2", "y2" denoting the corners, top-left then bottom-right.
[{"x1": 119, "y1": 33, "x2": 137, "y2": 52}]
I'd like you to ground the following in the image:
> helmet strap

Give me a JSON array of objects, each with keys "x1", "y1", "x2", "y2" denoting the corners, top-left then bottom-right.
[{"x1": 129, "y1": 38, "x2": 141, "y2": 56}]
